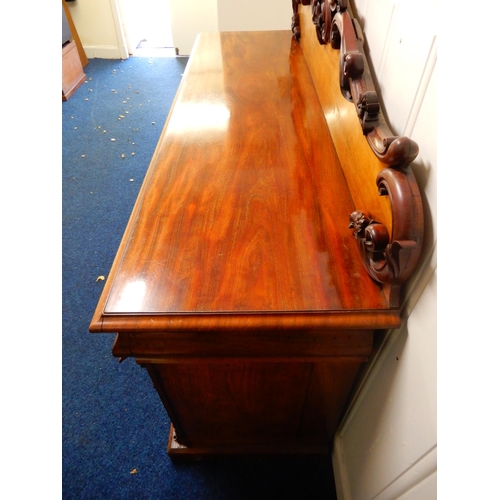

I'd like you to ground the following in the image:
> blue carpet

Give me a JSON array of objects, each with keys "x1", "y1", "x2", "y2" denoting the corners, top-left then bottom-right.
[{"x1": 62, "y1": 56, "x2": 337, "y2": 499}]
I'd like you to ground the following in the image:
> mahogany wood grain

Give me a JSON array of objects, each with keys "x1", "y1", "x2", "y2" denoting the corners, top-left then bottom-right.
[
  {"x1": 298, "y1": 361, "x2": 361, "y2": 443},
  {"x1": 166, "y1": 424, "x2": 330, "y2": 458},
  {"x1": 90, "y1": 31, "x2": 397, "y2": 337},
  {"x1": 112, "y1": 328, "x2": 373, "y2": 360},
  {"x1": 89, "y1": 30, "x2": 406, "y2": 457},
  {"x1": 296, "y1": 5, "x2": 393, "y2": 234},
  {"x1": 153, "y1": 361, "x2": 313, "y2": 447},
  {"x1": 93, "y1": 310, "x2": 400, "y2": 333},
  {"x1": 149, "y1": 358, "x2": 363, "y2": 453}
]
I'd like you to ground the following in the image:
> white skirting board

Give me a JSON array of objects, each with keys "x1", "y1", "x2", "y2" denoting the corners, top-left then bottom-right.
[
  {"x1": 83, "y1": 45, "x2": 128, "y2": 60},
  {"x1": 332, "y1": 434, "x2": 352, "y2": 500},
  {"x1": 333, "y1": 438, "x2": 436, "y2": 500}
]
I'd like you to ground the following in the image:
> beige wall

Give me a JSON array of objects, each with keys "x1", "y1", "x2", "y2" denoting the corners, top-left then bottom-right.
[
  {"x1": 217, "y1": 0, "x2": 291, "y2": 32},
  {"x1": 169, "y1": 0, "x2": 218, "y2": 56},
  {"x1": 67, "y1": 0, "x2": 294, "y2": 58},
  {"x1": 67, "y1": 0, "x2": 128, "y2": 59},
  {"x1": 170, "y1": 0, "x2": 294, "y2": 54}
]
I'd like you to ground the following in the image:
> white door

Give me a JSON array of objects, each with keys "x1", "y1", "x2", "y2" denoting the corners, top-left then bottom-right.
[{"x1": 117, "y1": 0, "x2": 173, "y2": 55}]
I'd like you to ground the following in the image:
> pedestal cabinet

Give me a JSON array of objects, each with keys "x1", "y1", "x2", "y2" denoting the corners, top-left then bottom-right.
[{"x1": 90, "y1": 30, "x2": 411, "y2": 459}]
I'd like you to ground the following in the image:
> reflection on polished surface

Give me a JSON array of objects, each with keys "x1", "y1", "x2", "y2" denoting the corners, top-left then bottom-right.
[
  {"x1": 102, "y1": 31, "x2": 388, "y2": 316},
  {"x1": 113, "y1": 279, "x2": 146, "y2": 312},
  {"x1": 168, "y1": 102, "x2": 230, "y2": 135},
  {"x1": 90, "y1": 25, "x2": 404, "y2": 462}
]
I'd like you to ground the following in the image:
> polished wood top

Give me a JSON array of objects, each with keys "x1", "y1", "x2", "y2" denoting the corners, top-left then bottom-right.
[
  {"x1": 90, "y1": 31, "x2": 399, "y2": 333},
  {"x1": 297, "y1": 6, "x2": 394, "y2": 234}
]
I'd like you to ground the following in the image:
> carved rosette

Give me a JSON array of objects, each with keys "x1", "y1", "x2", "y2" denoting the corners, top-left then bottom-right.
[{"x1": 291, "y1": 0, "x2": 424, "y2": 308}]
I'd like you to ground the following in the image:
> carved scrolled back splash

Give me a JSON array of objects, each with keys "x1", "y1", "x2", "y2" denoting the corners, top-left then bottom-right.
[
  {"x1": 291, "y1": 0, "x2": 424, "y2": 309},
  {"x1": 291, "y1": 0, "x2": 418, "y2": 166}
]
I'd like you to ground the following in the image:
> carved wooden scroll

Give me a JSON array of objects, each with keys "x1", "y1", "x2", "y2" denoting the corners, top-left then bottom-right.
[
  {"x1": 291, "y1": 0, "x2": 423, "y2": 308},
  {"x1": 348, "y1": 166, "x2": 423, "y2": 308}
]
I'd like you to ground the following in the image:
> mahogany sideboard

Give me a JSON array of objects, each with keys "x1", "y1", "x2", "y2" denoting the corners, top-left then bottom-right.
[{"x1": 90, "y1": 1, "x2": 423, "y2": 459}]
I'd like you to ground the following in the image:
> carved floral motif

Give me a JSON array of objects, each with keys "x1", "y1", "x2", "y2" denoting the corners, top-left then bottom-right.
[{"x1": 347, "y1": 167, "x2": 423, "y2": 307}]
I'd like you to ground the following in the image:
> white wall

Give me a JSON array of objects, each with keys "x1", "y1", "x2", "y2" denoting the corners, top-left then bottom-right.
[{"x1": 332, "y1": 0, "x2": 437, "y2": 499}]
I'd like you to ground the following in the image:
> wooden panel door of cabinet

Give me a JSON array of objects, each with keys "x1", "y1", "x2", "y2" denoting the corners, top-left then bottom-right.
[
  {"x1": 143, "y1": 357, "x2": 365, "y2": 457},
  {"x1": 150, "y1": 361, "x2": 312, "y2": 446}
]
